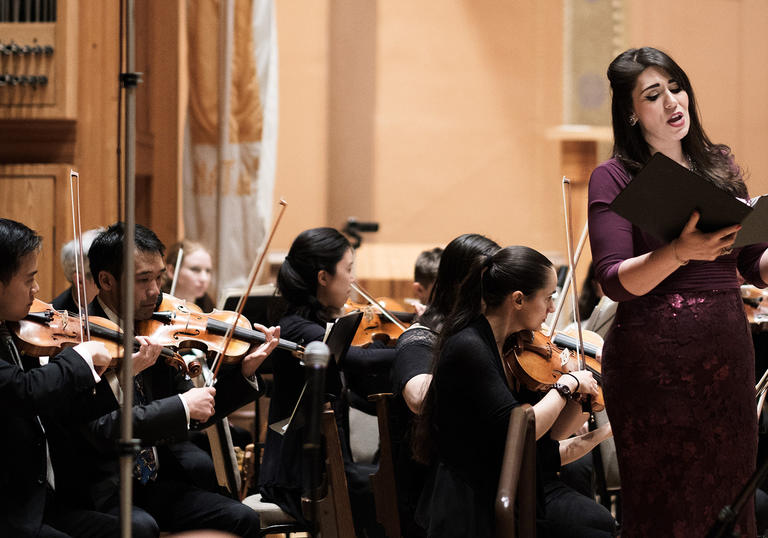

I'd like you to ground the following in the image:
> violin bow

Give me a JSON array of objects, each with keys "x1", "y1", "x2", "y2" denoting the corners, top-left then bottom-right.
[
  {"x1": 169, "y1": 247, "x2": 184, "y2": 297},
  {"x1": 68, "y1": 169, "x2": 91, "y2": 342},
  {"x1": 350, "y1": 281, "x2": 408, "y2": 331},
  {"x1": 548, "y1": 221, "x2": 588, "y2": 335},
  {"x1": 561, "y1": 176, "x2": 587, "y2": 371},
  {"x1": 208, "y1": 199, "x2": 288, "y2": 383}
]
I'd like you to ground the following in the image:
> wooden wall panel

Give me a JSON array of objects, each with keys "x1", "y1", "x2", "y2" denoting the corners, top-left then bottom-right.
[{"x1": 0, "y1": 164, "x2": 73, "y2": 300}]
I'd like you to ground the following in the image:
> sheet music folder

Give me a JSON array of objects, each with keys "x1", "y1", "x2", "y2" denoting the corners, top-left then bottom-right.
[
  {"x1": 268, "y1": 310, "x2": 363, "y2": 435},
  {"x1": 609, "y1": 152, "x2": 768, "y2": 248}
]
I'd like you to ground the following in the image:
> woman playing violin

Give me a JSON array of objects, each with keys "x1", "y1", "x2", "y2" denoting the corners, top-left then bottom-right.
[
  {"x1": 259, "y1": 226, "x2": 394, "y2": 537},
  {"x1": 162, "y1": 240, "x2": 215, "y2": 313},
  {"x1": 589, "y1": 47, "x2": 768, "y2": 537},
  {"x1": 413, "y1": 246, "x2": 615, "y2": 538}
]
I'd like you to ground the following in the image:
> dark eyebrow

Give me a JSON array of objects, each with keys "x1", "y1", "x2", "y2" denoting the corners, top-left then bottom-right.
[{"x1": 641, "y1": 82, "x2": 660, "y2": 94}]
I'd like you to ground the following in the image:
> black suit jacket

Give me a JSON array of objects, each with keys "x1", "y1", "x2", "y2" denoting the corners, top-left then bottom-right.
[
  {"x1": 0, "y1": 333, "x2": 98, "y2": 537},
  {"x1": 50, "y1": 286, "x2": 79, "y2": 314},
  {"x1": 46, "y1": 299, "x2": 265, "y2": 510}
]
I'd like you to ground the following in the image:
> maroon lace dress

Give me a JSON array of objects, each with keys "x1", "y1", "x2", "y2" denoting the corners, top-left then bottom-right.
[{"x1": 589, "y1": 158, "x2": 768, "y2": 537}]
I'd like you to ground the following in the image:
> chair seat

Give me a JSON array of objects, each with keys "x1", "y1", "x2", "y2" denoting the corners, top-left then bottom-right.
[{"x1": 243, "y1": 493, "x2": 297, "y2": 527}]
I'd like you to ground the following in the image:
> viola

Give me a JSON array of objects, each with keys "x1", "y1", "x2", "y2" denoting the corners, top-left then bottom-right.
[
  {"x1": 137, "y1": 293, "x2": 305, "y2": 363},
  {"x1": 13, "y1": 298, "x2": 201, "y2": 377},
  {"x1": 742, "y1": 285, "x2": 768, "y2": 326},
  {"x1": 343, "y1": 297, "x2": 414, "y2": 347},
  {"x1": 504, "y1": 328, "x2": 604, "y2": 412}
]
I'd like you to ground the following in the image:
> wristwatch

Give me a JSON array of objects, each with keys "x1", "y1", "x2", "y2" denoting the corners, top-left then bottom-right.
[{"x1": 551, "y1": 383, "x2": 573, "y2": 400}]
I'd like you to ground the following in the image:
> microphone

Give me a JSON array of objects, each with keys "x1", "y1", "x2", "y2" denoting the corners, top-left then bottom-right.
[{"x1": 303, "y1": 341, "x2": 330, "y2": 507}]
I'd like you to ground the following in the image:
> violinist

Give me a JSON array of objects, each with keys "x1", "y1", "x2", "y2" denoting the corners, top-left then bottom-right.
[
  {"x1": 45, "y1": 222, "x2": 278, "y2": 538},
  {"x1": 0, "y1": 218, "x2": 120, "y2": 537},
  {"x1": 588, "y1": 47, "x2": 768, "y2": 537},
  {"x1": 410, "y1": 246, "x2": 442, "y2": 316},
  {"x1": 412, "y1": 246, "x2": 616, "y2": 538},
  {"x1": 392, "y1": 233, "x2": 499, "y2": 537},
  {"x1": 162, "y1": 239, "x2": 215, "y2": 312},
  {"x1": 259, "y1": 226, "x2": 394, "y2": 537},
  {"x1": 50, "y1": 227, "x2": 103, "y2": 313}
]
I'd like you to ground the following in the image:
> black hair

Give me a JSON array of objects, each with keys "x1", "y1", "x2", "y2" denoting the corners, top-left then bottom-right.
[
  {"x1": 413, "y1": 245, "x2": 553, "y2": 464},
  {"x1": 609, "y1": 47, "x2": 746, "y2": 197},
  {"x1": 413, "y1": 247, "x2": 443, "y2": 287},
  {"x1": 578, "y1": 261, "x2": 601, "y2": 321},
  {"x1": 88, "y1": 222, "x2": 165, "y2": 289},
  {"x1": 276, "y1": 227, "x2": 351, "y2": 322},
  {"x1": 419, "y1": 234, "x2": 499, "y2": 331},
  {"x1": 0, "y1": 218, "x2": 42, "y2": 285}
]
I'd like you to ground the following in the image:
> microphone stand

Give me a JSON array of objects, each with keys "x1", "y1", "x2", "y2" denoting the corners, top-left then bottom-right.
[
  {"x1": 707, "y1": 455, "x2": 768, "y2": 537},
  {"x1": 118, "y1": 0, "x2": 142, "y2": 536},
  {"x1": 302, "y1": 341, "x2": 330, "y2": 534}
]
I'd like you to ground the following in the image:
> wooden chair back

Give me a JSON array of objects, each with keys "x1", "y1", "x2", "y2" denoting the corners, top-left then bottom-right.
[
  {"x1": 302, "y1": 408, "x2": 356, "y2": 538},
  {"x1": 367, "y1": 392, "x2": 401, "y2": 538},
  {"x1": 495, "y1": 404, "x2": 536, "y2": 538}
]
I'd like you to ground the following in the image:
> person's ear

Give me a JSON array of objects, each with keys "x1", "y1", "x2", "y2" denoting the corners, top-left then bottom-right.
[
  {"x1": 413, "y1": 281, "x2": 425, "y2": 297},
  {"x1": 510, "y1": 290, "x2": 525, "y2": 309},
  {"x1": 97, "y1": 270, "x2": 116, "y2": 292},
  {"x1": 317, "y1": 269, "x2": 330, "y2": 289}
]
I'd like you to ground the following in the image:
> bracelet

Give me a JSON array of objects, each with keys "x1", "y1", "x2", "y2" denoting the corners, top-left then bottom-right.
[
  {"x1": 551, "y1": 383, "x2": 573, "y2": 400},
  {"x1": 562, "y1": 372, "x2": 580, "y2": 393},
  {"x1": 672, "y1": 240, "x2": 689, "y2": 266}
]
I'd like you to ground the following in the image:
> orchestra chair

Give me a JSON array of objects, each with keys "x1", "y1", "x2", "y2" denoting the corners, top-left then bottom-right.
[
  {"x1": 299, "y1": 408, "x2": 357, "y2": 538},
  {"x1": 243, "y1": 408, "x2": 356, "y2": 537},
  {"x1": 495, "y1": 404, "x2": 536, "y2": 538},
  {"x1": 367, "y1": 392, "x2": 401, "y2": 538}
]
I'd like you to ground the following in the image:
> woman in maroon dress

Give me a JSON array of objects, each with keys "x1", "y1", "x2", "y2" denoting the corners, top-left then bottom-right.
[{"x1": 588, "y1": 46, "x2": 768, "y2": 537}]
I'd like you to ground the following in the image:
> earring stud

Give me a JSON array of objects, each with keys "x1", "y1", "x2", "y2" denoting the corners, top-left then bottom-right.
[{"x1": 629, "y1": 114, "x2": 638, "y2": 126}]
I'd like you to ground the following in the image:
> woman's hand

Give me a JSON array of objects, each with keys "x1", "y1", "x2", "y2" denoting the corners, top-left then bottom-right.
[
  {"x1": 561, "y1": 370, "x2": 599, "y2": 397},
  {"x1": 674, "y1": 211, "x2": 741, "y2": 262},
  {"x1": 240, "y1": 324, "x2": 280, "y2": 378}
]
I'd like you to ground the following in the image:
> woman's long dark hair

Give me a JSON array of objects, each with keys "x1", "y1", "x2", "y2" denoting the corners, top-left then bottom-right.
[
  {"x1": 275, "y1": 227, "x2": 351, "y2": 323},
  {"x1": 418, "y1": 233, "x2": 500, "y2": 332},
  {"x1": 609, "y1": 47, "x2": 746, "y2": 197},
  {"x1": 413, "y1": 245, "x2": 553, "y2": 463}
]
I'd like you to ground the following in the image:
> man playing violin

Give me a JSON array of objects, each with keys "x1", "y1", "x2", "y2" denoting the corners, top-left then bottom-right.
[
  {"x1": 45, "y1": 222, "x2": 279, "y2": 538},
  {"x1": 0, "y1": 218, "x2": 120, "y2": 537}
]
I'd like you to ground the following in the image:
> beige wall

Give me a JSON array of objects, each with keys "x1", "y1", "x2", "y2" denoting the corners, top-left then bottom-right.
[{"x1": 271, "y1": 0, "x2": 768, "y2": 281}]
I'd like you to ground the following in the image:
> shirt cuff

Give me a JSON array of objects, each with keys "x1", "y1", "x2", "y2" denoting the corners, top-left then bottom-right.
[
  {"x1": 243, "y1": 372, "x2": 260, "y2": 391},
  {"x1": 72, "y1": 344, "x2": 102, "y2": 383},
  {"x1": 178, "y1": 394, "x2": 191, "y2": 428}
]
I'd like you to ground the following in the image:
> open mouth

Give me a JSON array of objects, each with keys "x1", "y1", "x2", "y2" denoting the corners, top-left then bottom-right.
[{"x1": 668, "y1": 112, "x2": 684, "y2": 125}]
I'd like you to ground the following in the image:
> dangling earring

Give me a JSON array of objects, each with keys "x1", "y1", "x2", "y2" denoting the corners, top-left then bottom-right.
[{"x1": 629, "y1": 113, "x2": 638, "y2": 127}]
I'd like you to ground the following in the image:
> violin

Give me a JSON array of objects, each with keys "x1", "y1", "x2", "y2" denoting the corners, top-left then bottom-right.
[
  {"x1": 343, "y1": 296, "x2": 415, "y2": 347},
  {"x1": 137, "y1": 293, "x2": 304, "y2": 363},
  {"x1": 504, "y1": 328, "x2": 604, "y2": 412},
  {"x1": 742, "y1": 285, "x2": 768, "y2": 327},
  {"x1": 12, "y1": 299, "x2": 201, "y2": 377}
]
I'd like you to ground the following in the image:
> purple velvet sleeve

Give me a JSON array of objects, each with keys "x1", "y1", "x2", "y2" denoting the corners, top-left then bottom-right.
[{"x1": 588, "y1": 160, "x2": 638, "y2": 301}]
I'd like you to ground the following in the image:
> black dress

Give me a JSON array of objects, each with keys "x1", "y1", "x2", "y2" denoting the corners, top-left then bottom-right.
[{"x1": 416, "y1": 316, "x2": 615, "y2": 538}]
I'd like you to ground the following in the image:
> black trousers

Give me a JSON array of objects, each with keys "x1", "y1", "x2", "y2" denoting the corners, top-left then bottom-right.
[{"x1": 42, "y1": 487, "x2": 119, "y2": 538}]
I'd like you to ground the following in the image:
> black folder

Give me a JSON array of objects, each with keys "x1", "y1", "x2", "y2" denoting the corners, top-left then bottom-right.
[{"x1": 609, "y1": 153, "x2": 768, "y2": 248}]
